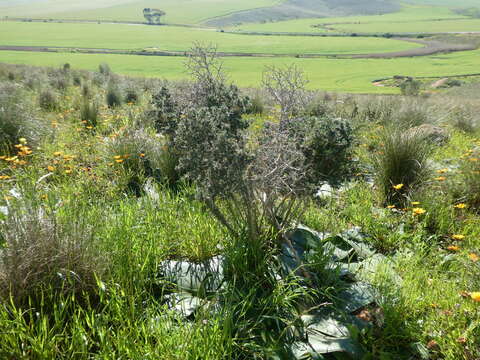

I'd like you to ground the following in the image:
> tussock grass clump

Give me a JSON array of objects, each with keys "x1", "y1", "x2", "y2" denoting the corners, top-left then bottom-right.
[
  {"x1": 0, "y1": 83, "x2": 48, "y2": 153},
  {"x1": 459, "y1": 147, "x2": 480, "y2": 209},
  {"x1": 38, "y1": 88, "x2": 59, "y2": 111},
  {"x1": 0, "y1": 196, "x2": 106, "y2": 307},
  {"x1": 373, "y1": 127, "x2": 432, "y2": 206},
  {"x1": 106, "y1": 84, "x2": 123, "y2": 108},
  {"x1": 80, "y1": 100, "x2": 98, "y2": 128},
  {"x1": 450, "y1": 106, "x2": 479, "y2": 134}
]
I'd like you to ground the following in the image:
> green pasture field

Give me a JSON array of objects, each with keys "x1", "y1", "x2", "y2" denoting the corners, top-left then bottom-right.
[
  {"x1": 230, "y1": 5, "x2": 468, "y2": 33},
  {"x1": 331, "y1": 18, "x2": 480, "y2": 34},
  {"x1": 1, "y1": 48, "x2": 480, "y2": 93},
  {"x1": 0, "y1": 22, "x2": 421, "y2": 55},
  {"x1": 0, "y1": 0, "x2": 280, "y2": 24}
]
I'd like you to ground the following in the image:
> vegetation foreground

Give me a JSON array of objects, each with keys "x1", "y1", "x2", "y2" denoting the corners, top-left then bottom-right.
[{"x1": 0, "y1": 49, "x2": 480, "y2": 359}]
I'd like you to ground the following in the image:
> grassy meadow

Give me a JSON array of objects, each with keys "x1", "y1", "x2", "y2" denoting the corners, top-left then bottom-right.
[
  {"x1": 1, "y1": 48, "x2": 480, "y2": 93},
  {"x1": 1, "y1": 1, "x2": 480, "y2": 358},
  {"x1": 0, "y1": 22, "x2": 421, "y2": 55},
  {"x1": 1, "y1": 57, "x2": 480, "y2": 359},
  {"x1": 230, "y1": 5, "x2": 466, "y2": 33}
]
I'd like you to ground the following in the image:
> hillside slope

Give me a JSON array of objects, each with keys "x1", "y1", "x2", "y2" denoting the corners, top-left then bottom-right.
[{"x1": 205, "y1": 0, "x2": 400, "y2": 27}]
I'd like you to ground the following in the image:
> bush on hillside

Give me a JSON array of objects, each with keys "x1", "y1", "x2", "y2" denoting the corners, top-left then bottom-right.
[
  {"x1": 304, "y1": 116, "x2": 355, "y2": 185},
  {"x1": 400, "y1": 78, "x2": 422, "y2": 96}
]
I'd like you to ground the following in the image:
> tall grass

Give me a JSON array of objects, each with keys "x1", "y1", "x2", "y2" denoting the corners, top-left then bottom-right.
[{"x1": 373, "y1": 127, "x2": 432, "y2": 206}]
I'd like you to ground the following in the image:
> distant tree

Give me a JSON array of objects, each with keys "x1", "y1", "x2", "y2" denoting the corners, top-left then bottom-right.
[{"x1": 143, "y1": 8, "x2": 166, "y2": 24}]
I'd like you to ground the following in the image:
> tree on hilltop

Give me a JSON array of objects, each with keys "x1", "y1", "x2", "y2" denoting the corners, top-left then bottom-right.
[{"x1": 143, "y1": 8, "x2": 166, "y2": 24}]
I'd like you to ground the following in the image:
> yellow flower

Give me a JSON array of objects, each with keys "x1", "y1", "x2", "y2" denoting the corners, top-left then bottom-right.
[
  {"x1": 411, "y1": 201, "x2": 421, "y2": 206},
  {"x1": 434, "y1": 176, "x2": 447, "y2": 181},
  {"x1": 469, "y1": 158, "x2": 479, "y2": 162},
  {"x1": 139, "y1": 153, "x2": 145, "y2": 158},
  {"x1": 113, "y1": 155, "x2": 122, "y2": 160},
  {"x1": 454, "y1": 203, "x2": 467, "y2": 209},
  {"x1": 412, "y1": 208, "x2": 426, "y2": 215},
  {"x1": 393, "y1": 184, "x2": 404, "y2": 190},
  {"x1": 47, "y1": 166, "x2": 55, "y2": 172},
  {"x1": 468, "y1": 253, "x2": 479, "y2": 262},
  {"x1": 19, "y1": 138, "x2": 27, "y2": 144},
  {"x1": 53, "y1": 151, "x2": 63, "y2": 156},
  {"x1": 452, "y1": 234, "x2": 465, "y2": 241},
  {"x1": 387, "y1": 205, "x2": 396, "y2": 209},
  {"x1": 115, "y1": 159, "x2": 124, "y2": 163},
  {"x1": 447, "y1": 245, "x2": 460, "y2": 252},
  {"x1": 470, "y1": 292, "x2": 480, "y2": 302},
  {"x1": 436, "y1": 168, "x2": 449, "y2": 174},
  {"x1": 0, "y1": 175, "x2": 11, "y2": 180},
  {"x1": 4, "y1": 196, "x2": 13, "y2": 201},
  {"x1": 65, "y1": 169, "x2": 72, "y2": 174}
]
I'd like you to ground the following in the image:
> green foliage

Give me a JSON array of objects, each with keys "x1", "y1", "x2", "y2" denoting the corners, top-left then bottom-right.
[
  {"x1": 400, "y1": 78, "x2": 422, "y2": 96},
  {"x1": 245, "y1": 92, "x2": 265, "y2": 115},
  {"x1": 302, "y1": 116, "x2": 355, "y2": 185},
  {"x1": 147, "y1": 86, "x2": 179, "y2": 136}
]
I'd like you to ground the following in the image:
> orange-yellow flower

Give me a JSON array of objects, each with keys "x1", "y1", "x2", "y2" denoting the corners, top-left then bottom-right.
[
  {"x1": 387, "y1": 205, "x2": 396, "y2": 209},
  {"x1": 113, "y1": 155, "x2": 122, "y2": 160},
  {"x1": 0, "y1": 175, "x2": 10, "y2": 180},
  {"x1": 412, "y1": 208, "x2": 426, "y2": 215},
  {"x1": 115, "y1": 159, "x2": 124, "y2": 163},
  {"x1": 393, "y1": 184, "x2": 404, "y2": 190},
  {"x1": 447, "y1": 245, "x2": 460, "y2": 252},
  {"x1": 454, "y1": 203, "x2": 467, "y2": 209},
  {"x1": 139, "y1": 153, "x2": 145, "y2": 158},
  {"x1": 47, "y1": 166, "x2": 55, "y2": 172},
  {"x1": 53, "y1": 151, "x2": 63, "y2": 156},
  {"x1": 436, "y1": 168, "x2": 448, "y2": 174},
  {"x1": 452, "y1": 234, "x2": 465, "y2": 241},
  {"x1": 470, "y1": 292, "x2": 480, "y2": 302},
  {"x1": 434, "y1": 176, "x2": 447, "y2": 181},
  {"x1": 468, "y1": 253, "x2": 479, "y2": 262}
]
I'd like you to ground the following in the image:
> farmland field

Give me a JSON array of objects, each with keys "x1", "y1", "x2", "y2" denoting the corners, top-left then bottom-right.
[
  {"x1": 0, "y1": 22, "x2": 421, "y2": 55},
  {"x1": 0, "y1": 0, "x2": 281, "y2": 24},
  {"x1": 0, "y1": 0, "x2": 480, "y2": 93},
  {"x1": 231, "y1": 5, "x2": 466, "y2": 33},
  {"x1": 1, "y1": 48, "x2": 480, "y2": 93}
]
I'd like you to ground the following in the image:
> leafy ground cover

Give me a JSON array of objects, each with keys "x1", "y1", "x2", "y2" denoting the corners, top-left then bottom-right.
[{"x1": 0, "y1": 60, "x2": 480, "y2": 359}]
